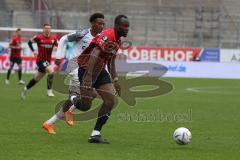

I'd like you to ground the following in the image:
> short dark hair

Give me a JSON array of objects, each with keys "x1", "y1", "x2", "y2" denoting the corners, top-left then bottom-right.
[
  {"x1": 16, "y1": 28, "x2": 21, "y2": 32},
  {"x1": 114, "y1": 15, "x2": 128, "y2": 26},
  {"x1": 89, "y1": 13, "x2": 104, "y2": 23},
  {"x1": 43, "y1": 23, "x2": 51, "y2": 27}
]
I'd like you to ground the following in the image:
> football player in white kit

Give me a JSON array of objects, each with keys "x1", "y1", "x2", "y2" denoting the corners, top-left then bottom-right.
[{"x1": 42, "y1": 13, "x2": 105, "y2": 134}]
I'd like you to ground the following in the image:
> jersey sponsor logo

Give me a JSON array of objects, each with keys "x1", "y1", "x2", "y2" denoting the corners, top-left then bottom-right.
[{"x1": 40, "y1": 44, "x2": 53, "y2": 48}]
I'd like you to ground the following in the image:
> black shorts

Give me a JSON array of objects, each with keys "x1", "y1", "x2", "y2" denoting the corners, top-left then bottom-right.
[
  {"x1": 10, "y1": 58, "x2": 22, "y2": 64},
  {"x1": 36, "y1": 60, "x2": 50, "y2": 73},
  {"x1": 78, "y1": 67, "x2": 112, "y2": 89}
]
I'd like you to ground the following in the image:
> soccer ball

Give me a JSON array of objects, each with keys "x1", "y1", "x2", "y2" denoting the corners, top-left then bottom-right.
[{"x1": 173, "y1": 127, "x2": 192, "y2": 145}]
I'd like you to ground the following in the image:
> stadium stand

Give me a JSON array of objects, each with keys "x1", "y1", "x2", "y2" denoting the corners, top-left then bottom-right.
[{"x1": 1, "y1": 0, "x2": 240, "y2": 48}]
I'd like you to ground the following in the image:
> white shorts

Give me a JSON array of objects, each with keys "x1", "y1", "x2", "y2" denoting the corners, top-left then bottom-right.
[{"x1": 68, "y1": 67, "x2": 80, "y2": 95}]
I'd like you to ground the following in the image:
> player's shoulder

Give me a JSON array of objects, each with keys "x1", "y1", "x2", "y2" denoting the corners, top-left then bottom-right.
[
  {"x1": 101, "y1": 28, "x2": 115, "y2": 36},
  {"x1": 75, "y1": 28, "x2": 90, "y2": 37},
  {"x1": 67, "y1": 27, "x2": 90, "y2": 42},
  {"x1": 98, "y1": 28, "x2": 115, "y2": 40},
  {"x1": 33, "y1": 34, "x2": 42, "y2": 39},
  {"x1": 50, "y1": 34, "x2": 57, "y2": 40},
  {"x1": 11, "y1": 36, "x2": 17, "y2": 41}
]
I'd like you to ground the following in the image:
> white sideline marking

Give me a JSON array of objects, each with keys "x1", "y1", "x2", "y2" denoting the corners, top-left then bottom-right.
[{"x1": 185, "y1": 86, "x2": 240, "y2": 95}]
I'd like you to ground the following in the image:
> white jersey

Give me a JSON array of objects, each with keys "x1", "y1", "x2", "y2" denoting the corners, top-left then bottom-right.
[
  {"x1": 55, "y1": 28, "x2": 95, "y2": 90},
  {"x1": 55, "y1": 28, "x2": 94, "y2": 60}
]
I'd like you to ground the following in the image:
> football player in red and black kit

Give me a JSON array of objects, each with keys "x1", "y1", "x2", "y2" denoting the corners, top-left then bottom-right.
[
  {"x1": 21, "y1": 24, "x2": 58, "y2": 99},
  {"x1": 6, "y1": 28, "x2": 25, "y2": 85},
  {"x1": 62, "y1": 15, "x2": 129, "y2": 144}
]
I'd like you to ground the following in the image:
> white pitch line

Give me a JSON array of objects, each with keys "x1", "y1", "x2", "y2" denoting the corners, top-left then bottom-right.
[{"x1": 185, "y1": 86, "x2": 240, "y2": 95}]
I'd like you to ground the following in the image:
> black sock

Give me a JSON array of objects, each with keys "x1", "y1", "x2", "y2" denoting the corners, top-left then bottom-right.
[
  {"x1": 7, "y1": 64, "x2": 14, "y2": 80},
  {"x1": 26, "y1": 78, "x2": 37, "y2": 90},
  {"x1": 6, "y1": 69, "x2": 12, "y2": 80},
  {"x1": 18, "y1": 69, "x2": 22, "y2": 80},
  {"x1": 94, "y1": 112, "x2": 111, "y2": 132},
  {"x1": 47, "y1": 74, "x2": 54, "y2": 90}
]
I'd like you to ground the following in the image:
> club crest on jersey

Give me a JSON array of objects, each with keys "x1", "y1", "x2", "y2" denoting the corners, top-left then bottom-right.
[
  {"x1": 101, "y1": 36, "x2": 108, "y2": 43},
  {"x1": 104, "y1": 41, "x2": 119, "y2": 54}
]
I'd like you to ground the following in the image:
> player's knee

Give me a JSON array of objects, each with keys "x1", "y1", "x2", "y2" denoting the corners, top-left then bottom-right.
[
  {"x1": 47, "y1": 67, "x2": 54, "y2": 74},
  {"x1": 81, "y1": 97, "x2": 92, "y2": 111},
  {"x1": 91, "y1": 91, "x2": 97, "y2": 99},
  {"x1": 103, "y1": 97, "x2": 115, "y2": 108},
  {"x1": 75, "y1": 98, "x2": 91, "y2": 111},
  {"x1": 80, "y1": 104, "x2": 91, "y2": 111},
  {"x1": 9, "y1": 64, "x2": 14, "y2": 70},
  {"x1": 18, "y1": 65, "x2": 22, "y2": 70}
]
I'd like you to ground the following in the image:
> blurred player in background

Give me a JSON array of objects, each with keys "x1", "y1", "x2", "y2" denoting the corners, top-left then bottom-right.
[
  {"x1": 5, "y1": 28, "x2": 25, "y2": 85},
  {"x1": 21, "y1": 24, "x2": 58, "y2": 99},
  {"x1": 60, "y1": 15, "x2": 129, "y2": 144},
  {"x1": 42, "y1": 13, "x2": 105, "y2": 134}
]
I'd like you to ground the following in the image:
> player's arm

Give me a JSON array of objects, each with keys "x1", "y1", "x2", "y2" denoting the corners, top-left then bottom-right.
[
  {"x1": 55, "y1": 30, "x2": 85, "y2": 65},
  {"x1": 67, "y1": 29, "x2": 88, "y2": 42},
  {"x1": 108, "y1": 55, "x2": 121, "y2": 96},
  {"x1": 9, "y1": 43, "x2": 21, "y2": 49},
  {"x1": 28, "y1": 36, "x2": 37, "y2": 57},
  {"x1": 55, "y1": 34, "x2": 68, "y2": 65},
  {"x1": 9, "y1": 39, "x2": 22, "y2": 50},
  {"x1": 108, "y1": 55, "x2": 118, "y2": 80},
  {"x1": 82, "y1": 47, "x2": 102, "y2": 88},
  {"x1": 53, "y1": 38, "x2": 58, "y2": 53}
]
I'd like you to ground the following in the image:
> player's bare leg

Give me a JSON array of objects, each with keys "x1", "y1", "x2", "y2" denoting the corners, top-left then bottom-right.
[
  {"x1": 88, "y1": 83, "x2": 115, "y2": 144},
  {"x1": 46, "y1": 66, "x2": 55, "y2": 97},
  {"x1": 21, "y1": 72, "x2": 45, "y2": 99}
]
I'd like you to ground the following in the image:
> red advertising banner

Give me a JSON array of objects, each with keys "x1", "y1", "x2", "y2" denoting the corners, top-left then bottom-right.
[
  {"x1": 118, "y1": 47, "x2": 201, "y2": 62},
  {"x1": 0, "y1": 56, "x2": 55, "y2": 73}
]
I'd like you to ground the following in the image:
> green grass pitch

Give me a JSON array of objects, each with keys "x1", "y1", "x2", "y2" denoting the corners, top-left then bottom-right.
[{"x1": 0, "y1": 73, "x2": 240, "y2": 160}]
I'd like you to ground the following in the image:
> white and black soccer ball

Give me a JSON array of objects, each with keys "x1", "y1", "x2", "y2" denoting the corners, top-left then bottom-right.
[{"x1": 173, "y1": 127, "x2": 192, "y2": 145}]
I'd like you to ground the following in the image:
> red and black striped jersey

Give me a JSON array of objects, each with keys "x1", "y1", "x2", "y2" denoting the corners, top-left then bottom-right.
[
  {"x1": 33, "y1": 34, "x2": 58, "y2": 62},
  {"x1": 9, "y1": 36, "x2": 22, "y2": 59},
  {"x1": 77, "y1": 28, "x2": 121, "y2": 71}
]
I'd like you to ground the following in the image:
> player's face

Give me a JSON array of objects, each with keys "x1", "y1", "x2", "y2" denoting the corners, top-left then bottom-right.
[
  {"x1": 116, "y1": 18, "x2": 129, "y2": 37},
  {"x1": 16, "y1": 31, "x2": 21, "y2": 37},
  {"x1": 92, "y1": 18, "x2": 105, "y2": 34},
  {"x1": 43, "y1": 25, "x2": 51, "y2": 37}
]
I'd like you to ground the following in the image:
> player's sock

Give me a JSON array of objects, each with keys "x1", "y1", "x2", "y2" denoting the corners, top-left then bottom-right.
[
  {"x1": 47, "y1": 74, "x2": 54, "y2": 90},
  {"x1": 91, "y1": 130, "x2": 100, "y2": 136},
  {"x1": 18, "y1": 69, "x2": 22, "y2": 81},
  {"x1": 46, "y1": 107, "x2": 65, "y2": 125},
  {"x1": 69, "y1": 96, "x2": 77, "y2": 112},
  {"x1": 93, "y1": 112, "x2": 111, "y2": 133},
  {"x1": 26, "y1": 78, "x2": 37, "y2": 90},
  {"x1": 69, "y1": 105, "x2": 76, "y2": 113},
  {"x1": 46, "y1": 115, "x2": 59, "y2": 125},
  {"x1": 6, "y1": 69, "x2": 12, "y2": 80}
]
